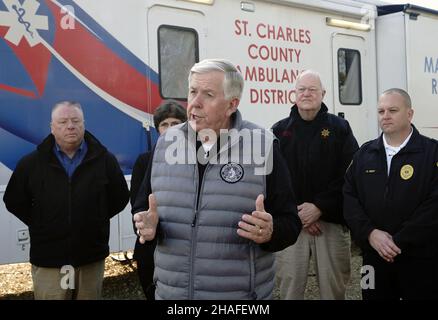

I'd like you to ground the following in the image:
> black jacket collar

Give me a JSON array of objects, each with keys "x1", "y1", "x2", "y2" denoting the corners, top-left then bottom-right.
[
  {"x1": 37, "y1": 130, "x2": 106, "y2": 162},
  {"x1": 284, "y1": 103, "x2": 329, "y2": 130},
  {"x1": 368, "y1": 125, "x2": 423, "y2": 154}
]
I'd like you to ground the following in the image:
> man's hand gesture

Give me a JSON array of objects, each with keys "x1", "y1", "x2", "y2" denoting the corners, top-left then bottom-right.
[
  {"x1": 134, "y1": 194, "x2": 159, "y2": 243},
  {"x1": 237, "y1": 194, "x2": 273, "y2": 244}
]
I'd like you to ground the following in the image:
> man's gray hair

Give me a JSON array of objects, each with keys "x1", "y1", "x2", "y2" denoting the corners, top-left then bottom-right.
[
  {"x1": 188, "y1": 59, "x2": 244, "y2": 100},
  {"x1": 381, "y1": 88, "x2": 412, "y2": 109},
  {"x1": 296, "y1": 70, "x2": 325, "y2": 91},
  {"x1": 51, "y1": 101, "x2": 84, "y2": 120}
]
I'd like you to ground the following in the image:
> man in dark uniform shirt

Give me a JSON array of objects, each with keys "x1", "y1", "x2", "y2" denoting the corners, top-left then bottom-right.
[{"x1": 344, "y1": 88, "x2": 438, "y2": 299}]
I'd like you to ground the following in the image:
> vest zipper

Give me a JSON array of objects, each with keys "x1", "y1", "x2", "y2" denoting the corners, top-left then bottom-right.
[
  {"x1": 189, "y1": 164, "x2": 209, "y2": 299},
  {"x1": 191, "y1": 212, "x2": 197, "y2": 227},
  {"x1": 189, "y1": 207, "x2": 197, "y2": 299}
]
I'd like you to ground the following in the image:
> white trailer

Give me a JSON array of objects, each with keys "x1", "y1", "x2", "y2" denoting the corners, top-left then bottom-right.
[
  {"x1": 1, "y1": 0, "x2": 437, "y2": 264},
  {"x1": 376, "y1": 3, "x2": 438, "y2": 139}
]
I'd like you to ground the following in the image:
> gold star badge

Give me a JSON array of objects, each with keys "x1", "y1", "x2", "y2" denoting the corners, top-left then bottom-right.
[{"x1": 321, "y1": 128, "x2": 330, "y2": 138}]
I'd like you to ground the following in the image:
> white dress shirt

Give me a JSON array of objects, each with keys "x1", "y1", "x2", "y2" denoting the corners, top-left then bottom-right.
[{"x1": 382, "y1": 128, "x2": 413, "y2": 175}]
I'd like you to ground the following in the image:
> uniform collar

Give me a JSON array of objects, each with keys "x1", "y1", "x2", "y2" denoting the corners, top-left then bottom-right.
[
  {"x1": 370, "y1": 125, "x2": 423, "y2": 153},
  {"x1": 382, "y1": 127, "x2": 413, "y2": 153},
  {"x1": 286, "y1": 103, "x2": 328, "y2": 129}
]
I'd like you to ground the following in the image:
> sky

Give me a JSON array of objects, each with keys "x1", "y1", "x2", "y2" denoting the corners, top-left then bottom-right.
[{"x1": 383, "y1": 0, "x2": 438, "y2": 10}]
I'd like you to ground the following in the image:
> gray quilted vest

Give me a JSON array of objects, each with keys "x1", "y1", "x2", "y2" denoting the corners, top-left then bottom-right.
[{"x1": 151, "y1": 111, "x2": 275, "y2": 300}]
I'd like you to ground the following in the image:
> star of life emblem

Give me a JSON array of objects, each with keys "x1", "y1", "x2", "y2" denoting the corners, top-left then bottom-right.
[
  {"x1": 220, "y1": 163, "x2": 244, "y2": 184},
  {"x1": 0, "y1": 0, "x2": 49, "y2": 47}
]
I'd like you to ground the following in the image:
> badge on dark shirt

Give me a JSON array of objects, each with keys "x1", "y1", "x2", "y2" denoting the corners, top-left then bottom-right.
[
  {"x1": 220, "y1": 163, "x2": 244, "y2": 184},
  {"x1": 400, "y1": 164, "x2": 414, "y2": 180},
  {"x1": 321, "y1": 128, "x2": 330, "y2": 139}
]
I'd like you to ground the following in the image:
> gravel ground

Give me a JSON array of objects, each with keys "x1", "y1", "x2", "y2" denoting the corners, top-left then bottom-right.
[
  {"x1": 0, "y1": 252, "x2": 144, "y2": 300},
  {"x1": 0, "y1": 247, "x2": 362, "y2": 300}
]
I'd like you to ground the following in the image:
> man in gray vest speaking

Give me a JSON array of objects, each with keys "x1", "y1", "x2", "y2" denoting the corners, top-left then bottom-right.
[{"x1": 133, "y1": 59, "x2": 301, "y2": 300}]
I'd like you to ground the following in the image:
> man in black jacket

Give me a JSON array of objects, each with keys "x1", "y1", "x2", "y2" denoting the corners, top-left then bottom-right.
[
  {"x1": 273, "y1": 70, "x2": 359, "y2": 299},
  {"x1": 3, "y1": 101, "x2": 129, "y2": 300},
  {"x1": 344, "y1": 88, "x2": 438, "y2": 299}
]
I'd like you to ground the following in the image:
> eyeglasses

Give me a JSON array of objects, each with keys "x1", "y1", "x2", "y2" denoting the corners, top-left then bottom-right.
[{"x1": 296, "y1": 87, "x2": 320, "y2": 94}]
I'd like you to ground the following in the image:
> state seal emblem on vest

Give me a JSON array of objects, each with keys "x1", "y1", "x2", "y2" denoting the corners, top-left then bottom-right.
[{"x1": 220, "y1": 163, "x2": 244, "y2": 183}]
